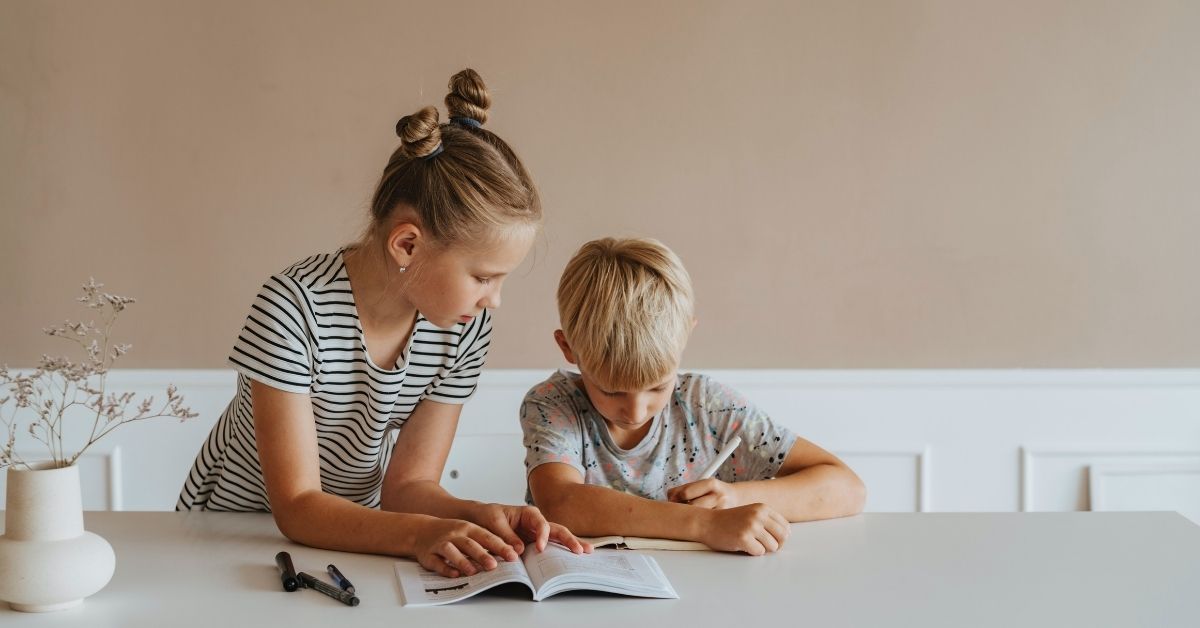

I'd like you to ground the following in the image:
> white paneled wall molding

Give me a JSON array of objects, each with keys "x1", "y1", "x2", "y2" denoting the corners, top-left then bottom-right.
[{"x1": 2, "y1": 369, "x2": 1197, "y2": 514}]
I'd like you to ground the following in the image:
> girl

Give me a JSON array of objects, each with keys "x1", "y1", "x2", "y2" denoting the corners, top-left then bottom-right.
[{"x1": 178, "y1": 69, "x2": 589, "y2": 577}]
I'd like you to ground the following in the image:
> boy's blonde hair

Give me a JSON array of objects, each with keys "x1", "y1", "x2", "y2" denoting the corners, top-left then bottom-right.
[{"x1": 557, "y1": 238, "x2": 694, "y2": 390}]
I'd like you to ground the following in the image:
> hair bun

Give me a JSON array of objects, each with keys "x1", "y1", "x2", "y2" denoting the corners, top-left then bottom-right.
[
  {"x1": 395, "y1": 106, "x2": 442, "y2": 159},
  {"x1": 444, "y1": 68, "x2": 491, "y2": 126}
]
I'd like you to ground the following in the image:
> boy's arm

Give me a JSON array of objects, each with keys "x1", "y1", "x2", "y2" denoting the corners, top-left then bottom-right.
[
  {"x1": 668, "y1": 437, "x2": 866, "y2": 521},
  {"x1": 529, "y1": 462, "x2": 791, "y2": 555}
]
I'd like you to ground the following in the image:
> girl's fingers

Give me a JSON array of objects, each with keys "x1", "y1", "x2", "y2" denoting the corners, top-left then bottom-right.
[
  {"x1": 471, "y1": 527, "x2": 520, "y2": 562},
  {"x1": 491, "y1": 521, "x2": 525, "y2": 555},
  {"x1": 547, "y1": 522, "x2": 589, "y2": 553},
  {"x1": 421, "y1": 554, "x2": 460, "y2": 578},
  {"x1": 438, "y1": 542, "x2": 478, "y2": 576},
  {"x1": 690, "y1": 494, "x2": 720, "y2": 509},
  {"x1": 454, "y1": 537, "x2": 499, "y2": 571},
  {"x1": 518, "y1": 507, "x2": 551, "y2": 551}
]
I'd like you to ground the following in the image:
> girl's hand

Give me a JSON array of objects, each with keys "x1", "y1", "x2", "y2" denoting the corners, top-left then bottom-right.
[
  {"x1": 468, "y1": 502, "x2": 593, "y2": 555},
  {"x1": 411, "y1": 517, "x2": 519, "y2": 578},
  {"x1": 699, "y1": 503, "x2": 791, "y2": 556},
  {"x1": 666, "y1": 478, "x2": 743, "y2": 509}
]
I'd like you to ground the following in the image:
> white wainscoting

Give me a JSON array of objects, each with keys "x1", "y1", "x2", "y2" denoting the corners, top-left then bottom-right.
[{"x1": 2, "y1": 369, "x2": 1198, "y2": 515}]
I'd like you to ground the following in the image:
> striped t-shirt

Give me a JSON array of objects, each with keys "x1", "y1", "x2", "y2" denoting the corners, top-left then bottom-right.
[{"x1": 177, "y1": 250, "x2": 491, "y2": 511}]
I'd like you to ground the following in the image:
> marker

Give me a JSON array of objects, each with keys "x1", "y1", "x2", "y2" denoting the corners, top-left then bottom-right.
[
  {"x1": 275, "y1": 551, "x2": 299, "y2": 592},
  {"x1": 298, "y1": 572, "x2": 360, "y2": 607},
  {"x1": 698, "y1": 435, "x2": 742, "y2": 479},
  {"x1": 327, "y1": 564, "x2": 355, "y2": 595}
]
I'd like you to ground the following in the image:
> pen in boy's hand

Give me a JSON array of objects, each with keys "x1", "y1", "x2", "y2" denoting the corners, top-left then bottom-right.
[{"x1": 698, "y1": 436, "x2": 742, "y2": 480}]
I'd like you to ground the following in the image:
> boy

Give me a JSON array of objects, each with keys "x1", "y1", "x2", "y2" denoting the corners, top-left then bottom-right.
[{"x1": 521, "y1": 237, "x2": 865, "y2": 555}]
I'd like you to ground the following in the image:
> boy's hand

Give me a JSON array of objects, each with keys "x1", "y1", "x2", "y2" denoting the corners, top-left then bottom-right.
[
  {"x1": 699, "y1": 503, "x2": 791, "y2": 556},
  {"x1": 666, "y1": 478, "x2": 743, "y2": 509},
  {"x1": 467, "y1": 502, "x2": 593, "y2": 555}
]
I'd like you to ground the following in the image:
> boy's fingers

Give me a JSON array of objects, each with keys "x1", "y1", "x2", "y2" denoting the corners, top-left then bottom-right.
[
  {"x1": 758, "y1": 529, "x2": 781, "y2": 553},
  {"x1": 765, "y1": 517, "x2": 790, "y2": 546},
  {"x1": 671, "y1": 481, "x2": 707, "y2": 502},
  {"x1": 743, "y1": 537, "x2": 767, "y2": 556},
  {"x1": 769, "y1": 511, "x2": 791, "y2": 536}
]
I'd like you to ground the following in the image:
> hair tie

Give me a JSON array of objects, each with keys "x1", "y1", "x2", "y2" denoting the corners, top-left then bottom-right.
[
  {"x1": 450, "y1": 116, "x2": 482, "y2": 129},
  {"x1": 423, "y1": 143, "x2": 444, "y2": 160}
]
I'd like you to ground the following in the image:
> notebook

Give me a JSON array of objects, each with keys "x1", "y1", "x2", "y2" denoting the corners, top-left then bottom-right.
[
  {"x1": 395, "y1": 543, "x2": 678, "y2": 605},
  {"x1": 581, "y1": 536, "x2": 711, "y2": 551}
]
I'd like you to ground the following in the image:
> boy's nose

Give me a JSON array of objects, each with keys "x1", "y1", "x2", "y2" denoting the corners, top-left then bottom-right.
[{"x1": 622, "y1": 400, "x2": 649, "y2": 422}]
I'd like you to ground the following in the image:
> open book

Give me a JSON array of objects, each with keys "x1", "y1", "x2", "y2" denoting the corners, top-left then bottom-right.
[
  {"x1": 581, "y1": 536, "x2": 711, "y2": 551},
  {"x1": 395, "y1": 543, "x2": 678, "y2": 605}
]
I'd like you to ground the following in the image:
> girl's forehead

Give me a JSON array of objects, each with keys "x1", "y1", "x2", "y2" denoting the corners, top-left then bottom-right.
[{"x1": 454, "y1": 225, "x2": 536, "y2": 268}]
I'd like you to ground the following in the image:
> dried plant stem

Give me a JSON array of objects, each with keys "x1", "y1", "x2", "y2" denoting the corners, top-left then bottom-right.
[{"x1": 0, "y1": 279, "x2": 197, "y2": 471}]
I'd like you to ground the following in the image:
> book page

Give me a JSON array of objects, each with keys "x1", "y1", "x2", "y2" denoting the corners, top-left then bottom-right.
[
  {"x1": 579, "y1": 535, "x2": 627, "y2": 548},
  {"x1": 395, "y1": 558, "x2": 533, "y2": 607},
  {"x1": 521, "y1": 544, "x2": 677, "y2": 600},
  {"x1": 624, "y1": 537, "x2": 710, "y2": 551}
]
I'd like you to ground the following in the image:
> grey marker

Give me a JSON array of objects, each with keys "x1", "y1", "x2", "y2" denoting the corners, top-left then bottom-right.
[{"x1": 298, "y1": 572, "x2": 360, "y2": 607}]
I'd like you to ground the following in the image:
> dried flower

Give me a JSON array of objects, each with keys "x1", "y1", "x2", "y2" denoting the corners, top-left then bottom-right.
[{"x1": 1, "y1": 279, "x2": 197, "y2": 470}]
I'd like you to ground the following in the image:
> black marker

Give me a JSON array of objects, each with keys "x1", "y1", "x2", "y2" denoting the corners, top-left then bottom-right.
[
  {"x1": 275, "y1": 551, "x2": 299, "y2": 592},
  {"x1": 327, "y1": 564, "x2": 355, "y2": 595},
  {"x1": 298, "y1": 572, "x2": 360, "y2": 607}
]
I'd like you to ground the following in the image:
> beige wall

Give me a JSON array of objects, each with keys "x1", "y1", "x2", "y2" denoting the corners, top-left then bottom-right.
[{"x1": 2, "y1": 0, "x2": 1197, "y2": 369}]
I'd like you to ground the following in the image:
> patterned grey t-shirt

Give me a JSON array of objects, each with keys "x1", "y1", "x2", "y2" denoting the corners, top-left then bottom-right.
[{"x1": 520, "y1": 369, "x2": 798, "y2": 501}]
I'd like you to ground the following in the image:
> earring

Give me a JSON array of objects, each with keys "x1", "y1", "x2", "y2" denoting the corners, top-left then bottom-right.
[{"x1": 398, "y1": 266, "x2": 407, "y2": 273}]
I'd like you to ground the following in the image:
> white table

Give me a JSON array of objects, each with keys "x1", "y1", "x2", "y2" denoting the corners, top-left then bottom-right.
[{"x1": 2, "y1": 511, "x2": 1198, "y2": 627}]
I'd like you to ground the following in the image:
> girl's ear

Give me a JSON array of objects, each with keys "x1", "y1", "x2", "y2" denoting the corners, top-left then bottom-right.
[
  {"x1": 553, "y1": 330, "x2": 578, "y2": 365},
  {"x1": 385, "y1": 222, "x2": 422, "y2": 269}
]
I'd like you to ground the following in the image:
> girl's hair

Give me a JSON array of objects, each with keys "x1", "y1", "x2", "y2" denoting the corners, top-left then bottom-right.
[
  {"x1": 557, "y1": 237, "x2": 695, "y2": 391},
  {"x1": 367, "y1": 69, "x2": 541, "y2": 247}
]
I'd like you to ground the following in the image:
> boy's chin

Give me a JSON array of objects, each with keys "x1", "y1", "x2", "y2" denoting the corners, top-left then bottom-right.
[{"x1": 604, "y1": 418, "x2": 653, "y2": 432}]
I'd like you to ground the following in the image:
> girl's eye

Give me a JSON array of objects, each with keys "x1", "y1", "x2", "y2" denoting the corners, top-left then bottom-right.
[{"x1": 475, "y1": 276, "x2": 492, "y2": 285}]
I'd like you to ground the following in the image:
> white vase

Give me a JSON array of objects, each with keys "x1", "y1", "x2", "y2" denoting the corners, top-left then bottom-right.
[{"x1": 0, "y1": 462, "x2": 116, "y2": 612}]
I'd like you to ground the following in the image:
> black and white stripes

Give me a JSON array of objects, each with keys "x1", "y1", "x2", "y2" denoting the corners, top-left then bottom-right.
[{"x1": 177, "y1": 251, "x2": 491, "y2": 511}]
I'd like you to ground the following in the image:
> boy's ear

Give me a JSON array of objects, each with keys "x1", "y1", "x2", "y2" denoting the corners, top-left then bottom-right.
[{"x1": 553, "y1": 330, "x2": 578, "y2": 365}]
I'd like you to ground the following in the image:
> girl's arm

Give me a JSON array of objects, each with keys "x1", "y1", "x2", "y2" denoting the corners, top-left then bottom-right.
[
  {"x1": 378, "y1": 398, "x2": 588, "y2": 555},
  {"x1": 667, "y1": 437, "x2": 867, "y2": 521},
  {"x1": 528, "y1": 462, "x2": 792, "y2": 555},
  {"x1": 252, "y1": 380, "x2": 517, "y2": 577}
]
